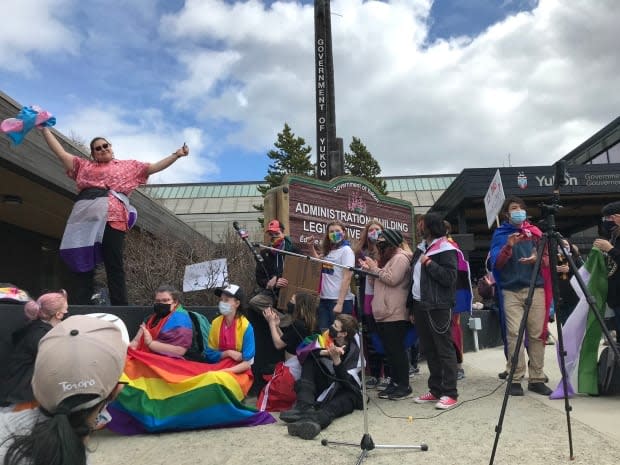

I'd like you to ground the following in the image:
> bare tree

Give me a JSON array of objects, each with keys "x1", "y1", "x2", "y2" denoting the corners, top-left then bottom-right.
[{"x1": 95, "y1": 229, "x2": 257, "y2": 306}]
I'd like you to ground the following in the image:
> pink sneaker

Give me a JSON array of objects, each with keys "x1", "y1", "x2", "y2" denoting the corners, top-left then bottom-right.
[
  {"x1": 414, "y1": 392, "x2": 439, "y2": 404},
  {"x1": 435, "y1": 396, "x2": 458, "y2": 410}
]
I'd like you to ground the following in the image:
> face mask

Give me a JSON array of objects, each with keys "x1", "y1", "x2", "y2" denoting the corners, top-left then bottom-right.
[
  {"x1": 376, "y1": 240, "x2": 389, "y2": 251},
  {"x1": 328, "y1": 326, "x2": 339, "y2": 339},
  {"x1": 93, "y1": 404, "x2": 112, "y2": 430},
  {"x1": 287, "y1": 302, "x2": 295, "y2": 314},
  {"x1": 153, "y1": 303, "x2": 171, "y2": 317},
  {"x1": 367, "y1": 230, "x2": 380, "y2": 242},
  {"x1": 510, "y1": 210, "x2": 527, "y2": 225},
  {"x1": 218, "y1": 301, "x2": 233, "y2": 316},
  {"x1": 603, "y1": 220, "x2": 617, "y2": 235},
  {"x1": 329, "y1": 231, "x2": 344, "y2": 244},
  {"x1": 271, "y1": 236, "x2": 284, "y2": 248}
]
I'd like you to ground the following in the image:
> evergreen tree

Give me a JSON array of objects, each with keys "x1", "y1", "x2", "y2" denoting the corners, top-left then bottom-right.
[
  {"x1": 254, "y1": 123, "x2": 314, "y2": 216},
  {"x1": 344, "y1": 136, "x2": 388, "y2": 195}
]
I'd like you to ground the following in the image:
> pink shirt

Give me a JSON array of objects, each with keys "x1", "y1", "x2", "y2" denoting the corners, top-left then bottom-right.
[
  {"x1": 68, "y1": 157, "x2": 149, "y2": 231},
  {"x1": 218, "y1": 319, "x2": 237, "y2": 351}
]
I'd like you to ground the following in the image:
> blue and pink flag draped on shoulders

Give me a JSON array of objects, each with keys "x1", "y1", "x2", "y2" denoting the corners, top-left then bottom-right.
[{"x1": 550, "y1": 248, "x2": 608, "y2": 398}]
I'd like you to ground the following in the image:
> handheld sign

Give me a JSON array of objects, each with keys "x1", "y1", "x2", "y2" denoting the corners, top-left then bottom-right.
[{"x1": 484, "y1": 169, "x2": 505, "y2": 229}]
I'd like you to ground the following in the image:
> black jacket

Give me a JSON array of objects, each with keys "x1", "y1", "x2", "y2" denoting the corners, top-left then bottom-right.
[
  {"x1": 412, "y1": 244, "x2": 458, "y2": 310},
  {"x1": 0, "y1": 320, "x2": 52, "y2": 404},
  {"x1": 607, "y1": 245, "x2": 620, "y2": 307},
  {"x1": 255, "y1": 237, "x2": 300, "y2": 289}
]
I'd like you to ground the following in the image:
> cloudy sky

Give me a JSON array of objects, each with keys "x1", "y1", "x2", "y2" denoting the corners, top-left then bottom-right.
[{"x1": 1, "y1": 0, "x2": 618, "y2": 183}]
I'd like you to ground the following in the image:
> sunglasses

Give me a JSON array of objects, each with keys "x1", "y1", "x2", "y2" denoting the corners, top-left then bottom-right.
[{"x1": 93, "y1": 143, "x2": 111, "y2": 152}]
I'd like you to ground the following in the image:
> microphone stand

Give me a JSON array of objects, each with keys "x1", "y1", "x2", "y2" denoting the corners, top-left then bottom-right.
[
  {"x1": 232, "y1": 223, "x2": 277, "y2": 302},
  {"x1": 255, "y1": 242, "x2": 428, "y2": 463}
]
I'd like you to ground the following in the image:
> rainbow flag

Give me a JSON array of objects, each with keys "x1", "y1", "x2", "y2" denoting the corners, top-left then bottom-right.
[
  {"x1": 107, "y1": 348, "x2": 275, "y2": 434},
  {"x1": 550, "y1": 248, "x2": 608, "y2": 398},
  {"x1": 296, "y1": 330, "x2": 333, "y2": 364}
]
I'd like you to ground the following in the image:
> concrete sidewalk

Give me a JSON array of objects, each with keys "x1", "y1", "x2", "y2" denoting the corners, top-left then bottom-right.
[
  {"x1": 465, "y1": 338, "x2": 620, "y2": 442},
  {"x1": 90, "y1": 341, "x2": 620, "y2": 465}
]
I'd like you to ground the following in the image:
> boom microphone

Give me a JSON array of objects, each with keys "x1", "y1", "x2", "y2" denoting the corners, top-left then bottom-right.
[{"x1": 233, "y1": 222, "x2": 263, "y2": 263}]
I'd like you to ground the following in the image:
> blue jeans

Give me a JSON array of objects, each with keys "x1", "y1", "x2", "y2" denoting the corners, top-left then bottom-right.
[{"x1": 318, "y1": 299, "x2": 353, "y2": 331}]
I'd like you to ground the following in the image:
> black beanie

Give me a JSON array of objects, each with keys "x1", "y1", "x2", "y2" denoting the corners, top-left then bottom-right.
[
  {"x1": 380, "y1": 229, "x2": 403, "y2": 248},
  {"x1": 602, "y1": 201, "x2": 620, "y2": 216}
]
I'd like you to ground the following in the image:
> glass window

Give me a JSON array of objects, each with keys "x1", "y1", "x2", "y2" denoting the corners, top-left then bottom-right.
[
  {"x1": 420, "y1": 178, "x2": 431, "y2": 190},
  {"x1": 590, "y1": 152, "x2": 608, "y2": 164},
  {"x1": 428, "y1": 177, "x2": 439, "y2": 189},
  {"x1": 608, "y1": 143, "x2": 620, "y2": 163}
]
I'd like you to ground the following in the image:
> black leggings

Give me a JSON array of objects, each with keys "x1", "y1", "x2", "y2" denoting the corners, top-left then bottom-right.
[
  {"x1": 376, "y1": 320, "x2": 411, "y2": 387},
  {"x1": 72, "y1": 224, "x2": 127, "y2": 305}
]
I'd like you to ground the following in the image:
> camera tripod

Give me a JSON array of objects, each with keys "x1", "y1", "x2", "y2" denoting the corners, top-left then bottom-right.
[
  {"x1": 489, "y1": 166, "x2": 620, "y2": 464},
  {"x1": 253, "y1": 243, "x2": 428, "y2": 464}
]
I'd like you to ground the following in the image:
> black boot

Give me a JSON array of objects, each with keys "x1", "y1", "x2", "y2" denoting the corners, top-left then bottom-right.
[
  {"x1": 279, "y1": 401, "x2": 313, "y2": 423},
  {"x1": 287, "y1": 409, "x2": 334, "y2": 440}
]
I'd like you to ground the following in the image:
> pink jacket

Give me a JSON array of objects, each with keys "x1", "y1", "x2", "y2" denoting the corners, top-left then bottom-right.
[{"x1": 369, "y1": 248, "x2": 413, "y2": 322}]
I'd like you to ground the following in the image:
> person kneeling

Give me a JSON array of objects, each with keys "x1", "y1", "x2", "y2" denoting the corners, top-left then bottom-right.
[{"x1": 280, "y1": 314, "x2": 362, "y2": 440}]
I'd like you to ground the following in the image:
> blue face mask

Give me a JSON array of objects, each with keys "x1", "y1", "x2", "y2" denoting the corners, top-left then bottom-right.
[
  {"x1": 329, "y1": 231, "x2": 344, "y2": 244},
  {"x1": 510, "y1": 210, "x2": 527, "y2": 225},
  {"x1": 218, "y1": 301, "x2": 233, "y2": 316}
]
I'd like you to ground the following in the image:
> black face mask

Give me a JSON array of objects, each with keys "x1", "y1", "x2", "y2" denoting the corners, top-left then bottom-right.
[
  {"x1": 153, "y1": 302, "x2": 172, "y2": 317},
  {"x1": 603, "y1": 220, "x2": 617, "y2": 236},
  {"x1": 376, "y1": 241, "x2": 389, "y2": 251},
  {"x1": 328, "y1": 326, "x2": 339, "y2": 339},
  {"x1": 287, "y1": 302, "x2": 295, "y2": 314}
]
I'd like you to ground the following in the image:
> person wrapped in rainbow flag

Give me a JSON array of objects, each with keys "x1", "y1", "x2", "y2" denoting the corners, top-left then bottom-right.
[
  {"x1": 108, "y1": 284, "x2": 275, "y2": 434},
  {"x1": 279, "y1": 314, "x2": 362, "y2": 440}
]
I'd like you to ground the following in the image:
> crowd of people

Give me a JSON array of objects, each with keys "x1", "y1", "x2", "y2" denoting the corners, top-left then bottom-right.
[{"x1": 1, "y1": 193, "x2": 618, "y2": 456}]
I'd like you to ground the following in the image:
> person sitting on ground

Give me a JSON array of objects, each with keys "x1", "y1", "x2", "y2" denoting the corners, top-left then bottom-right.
[
  {"x1": 0, "y1": 290, "x2": 69, "y2": 410},
  {"x1": 129, "y1": 285, "x2": 192, "y2": 357},
  {"x1": 107, "y1": 284, "x2": 274, "y2": 434},
  {"x1": 257, "y1": 291, "x2": 317, "y2": 411},
  {"x1": 247, "y1": 219, "x2": 300, "y2": 394},
  {"x1": 280, "y1": 314, "x2": 362, "y2": 440},
  {"x1": 205, "y1": 284, "x2": 256, "y2": 374},
  {"x1": 0, "y1": 315, "x2": 128, "y2": 465}
]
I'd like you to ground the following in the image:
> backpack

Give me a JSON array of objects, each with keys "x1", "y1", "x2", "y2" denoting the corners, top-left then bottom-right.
[
  {"x1": 184, "y1": 311, "x2": 212, "y2": 363},
  {"x1": 597, "y1": 343, "x2": 620, "y2": 396}
]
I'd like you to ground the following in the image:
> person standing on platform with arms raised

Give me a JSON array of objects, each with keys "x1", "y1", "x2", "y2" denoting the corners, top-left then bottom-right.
[{"x1": 40, "y1": 127, "x2": 189, "y2": 305}]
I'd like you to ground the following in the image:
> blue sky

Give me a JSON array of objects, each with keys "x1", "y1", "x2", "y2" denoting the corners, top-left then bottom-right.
[{"x1": 1, "y1": 0, "x2": 617, "y2": 184}]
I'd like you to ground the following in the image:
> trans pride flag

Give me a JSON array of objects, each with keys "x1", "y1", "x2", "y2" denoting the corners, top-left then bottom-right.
[
  {"x1": 1, "y1": 106, "x2": 55, "y2": 144},
  {"x1": 107, "y1": 348, "x2": 275, "y2": 434},
  {"x1": 550, "y1": 248, "x2": 608, "y2": 398}
]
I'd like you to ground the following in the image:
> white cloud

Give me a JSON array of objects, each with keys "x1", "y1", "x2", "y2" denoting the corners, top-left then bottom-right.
[
  {"x1": 0, "y1": 0, "x2": 78, "y2": 73},
  {"x1": 160, "y1": 0, "x2": 620, "y2": 175},
  {"x1": 61, "y1": 105, "x2": 216, "y2": 183}
]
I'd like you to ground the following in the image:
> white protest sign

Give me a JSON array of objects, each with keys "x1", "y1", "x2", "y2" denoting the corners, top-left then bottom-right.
[
  {"x1": 183, "y1": 258, "x2": 228, "y2": 292},
  {"x1": 484, "y1": 169, "x2": 505, "y2": 228}
]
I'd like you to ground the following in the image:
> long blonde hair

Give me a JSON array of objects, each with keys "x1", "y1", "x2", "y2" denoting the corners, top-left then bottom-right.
[{"x1": 354, "y1": 220, "x2": 383, "y2": 260}]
